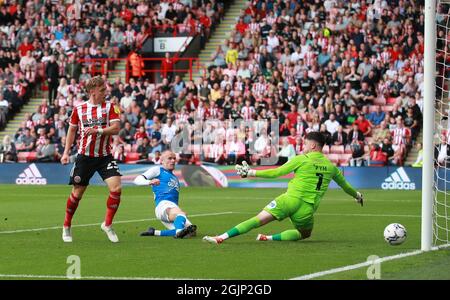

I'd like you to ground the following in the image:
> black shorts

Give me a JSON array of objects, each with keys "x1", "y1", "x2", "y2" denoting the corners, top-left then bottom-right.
[{"x1": 69, "y1": 154, "x2": 122, "y2": 186}]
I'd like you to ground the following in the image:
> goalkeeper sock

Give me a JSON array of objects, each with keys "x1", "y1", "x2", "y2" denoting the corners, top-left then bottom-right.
[
  {"x1": 174, "y1": 214, "x2": 187, "y2": 232},
  {"x1": 64, "y1": 192, "x2": 81, "y2": 227},
  {"x1": 220, "y1": 216, "x2": 261, "y2": 240},
  {"x1": 271, "y1": 229, "x2": 301, "y2": 241}
]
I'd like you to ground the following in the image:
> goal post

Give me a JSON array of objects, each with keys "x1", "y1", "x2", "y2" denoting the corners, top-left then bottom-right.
[{"x1": 422, "y1": 0, "x2": 436, "y2": 251}]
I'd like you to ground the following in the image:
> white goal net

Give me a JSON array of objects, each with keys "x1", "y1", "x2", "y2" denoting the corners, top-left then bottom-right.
[{"x1": 434, "y1": 0, "x2": 450, "y2": 246}]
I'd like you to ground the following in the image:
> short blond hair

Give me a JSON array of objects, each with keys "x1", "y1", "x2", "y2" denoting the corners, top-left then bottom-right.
[{"x1": 85, "y1": 76, "x2": 105, "y2": 93}]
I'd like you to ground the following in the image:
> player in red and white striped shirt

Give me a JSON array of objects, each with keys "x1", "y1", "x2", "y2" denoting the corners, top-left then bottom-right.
[{"x1": 60, "y1": 76, "x2": 122, "y2": 243}]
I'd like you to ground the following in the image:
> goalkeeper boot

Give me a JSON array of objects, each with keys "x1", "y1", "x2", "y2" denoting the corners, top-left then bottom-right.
[
  {"x1": 256, "y1": 234, "x2": 269, "y2": 241},
  {"x1": 62, "y1": 226, "x2": 72, "y2": 243},
  {"x1": 140, "y1": 227, "x2": 156, "y2": 237},
  {"x1": 202, "y1": 236, "x2": 224, "y2": 244},
  {"x1": 174, "y1": 224, "x2": 197, "y2": 239},
  {"x1": 101, "y1": 222, "x2": 119, "y2": 243}
]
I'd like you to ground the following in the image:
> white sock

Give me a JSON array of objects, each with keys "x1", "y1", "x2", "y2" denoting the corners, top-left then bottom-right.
[
  {"x1": 218, "y1": 233, "x2": 229, "y2": 240},
  {"x1": 154, "y1": 230, "x2": 161, "y2": 236},
  {"x1": 266, "y1": 235, "x2": 273, "y2": 240}
]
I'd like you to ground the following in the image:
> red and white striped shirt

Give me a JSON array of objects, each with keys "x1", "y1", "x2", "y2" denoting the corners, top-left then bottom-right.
[
  {"x1": 391, "y1": 127, "x2": 410, "y2": 145},
  {"x1": 69, "y1": 101, "x2": 120, "y2": 157}
]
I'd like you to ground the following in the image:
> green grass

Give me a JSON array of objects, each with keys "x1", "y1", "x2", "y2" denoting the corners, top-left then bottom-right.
[{"x1": 0, "y1": 185, "x2": 448, "y2": 280}]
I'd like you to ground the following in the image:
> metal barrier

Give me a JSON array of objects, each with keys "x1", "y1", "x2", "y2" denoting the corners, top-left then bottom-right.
[{"x1": 78, "y1": 56, "x2": 207, "y2": 83}]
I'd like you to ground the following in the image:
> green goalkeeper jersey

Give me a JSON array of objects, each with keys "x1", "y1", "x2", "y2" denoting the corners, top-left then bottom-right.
[{"x1": 255, "y1": 151, "x2": 357, "y2": 205}]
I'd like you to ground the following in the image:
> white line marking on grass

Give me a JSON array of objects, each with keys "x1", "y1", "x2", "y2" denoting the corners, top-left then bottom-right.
[
  {"x1": 0, "y1": 274, "x2": 205, "y2": 280},
  {"x1": 290, "y1": 243, "x2": 450, "y2": 280},
  {"x1": 0, "y1": 211, "x2": 234, "y2": 234},
  {"x1": 316, "y1": 213, "x2": 421, "y2": 218},
  {"x1": 232, "y1": 211, "x2": 421, "y2": 218}
]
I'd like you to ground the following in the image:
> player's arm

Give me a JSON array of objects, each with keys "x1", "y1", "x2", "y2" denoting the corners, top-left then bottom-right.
[
  {"x1": 133, "y1": 166, "x2": 161, "y2": 186},
  {"x1": 236, "y1": 156, "x2": 304, "y2": 178},
  {"x1": 332, "y1": 167, "x2": 364, "y2": 206},
  {"x1": 61, "y1": 109, "x2": 79, "y2": 165}
]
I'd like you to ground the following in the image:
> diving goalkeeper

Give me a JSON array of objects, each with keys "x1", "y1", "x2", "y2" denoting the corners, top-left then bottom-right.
[{"x1": 203, "y1": 132, "x2": 364, "y2": 244}]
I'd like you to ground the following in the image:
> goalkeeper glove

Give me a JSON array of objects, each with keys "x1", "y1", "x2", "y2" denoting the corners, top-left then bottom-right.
[
  {"x1": 355, "y1": 192, "x2": 364, "y2": 207},
  {"x1": 235, "y1": 161, "x2": 256, "y2": 178}
]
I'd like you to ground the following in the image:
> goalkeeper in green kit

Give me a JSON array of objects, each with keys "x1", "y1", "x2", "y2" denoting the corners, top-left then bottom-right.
[{"x1": 203, "y1": 132, "x2": 364, "y2": 244}]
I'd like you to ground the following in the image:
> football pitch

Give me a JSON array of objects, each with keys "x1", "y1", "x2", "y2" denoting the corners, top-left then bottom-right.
[{"x1": 0, "y1": 185, "x2": 449, "y2": 280}]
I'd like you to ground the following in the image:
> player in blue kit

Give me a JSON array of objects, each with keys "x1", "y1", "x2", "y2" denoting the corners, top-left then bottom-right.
[{"x1": 133, "y1": 150, "x2": 197, "y2": 238}]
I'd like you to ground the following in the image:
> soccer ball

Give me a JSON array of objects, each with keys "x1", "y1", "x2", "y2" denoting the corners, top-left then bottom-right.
[{"x1": 383, "y1": 223, "x2": 407, "y2": 245}]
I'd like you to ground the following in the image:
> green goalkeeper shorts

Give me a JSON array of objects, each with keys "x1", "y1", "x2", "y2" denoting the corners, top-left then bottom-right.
[{"x1": 263, "y1": 193, "x2": 316, "y2": 230}]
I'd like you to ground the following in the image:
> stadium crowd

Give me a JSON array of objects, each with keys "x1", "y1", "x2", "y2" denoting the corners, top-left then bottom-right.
[{"x1": 0, "y1": 0, "x2": 425, "y2": 168}]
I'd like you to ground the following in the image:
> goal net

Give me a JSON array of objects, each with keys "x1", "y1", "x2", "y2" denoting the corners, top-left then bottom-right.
[{"x1": 434, "y1": 0, "x2": 450, "y2": 247}]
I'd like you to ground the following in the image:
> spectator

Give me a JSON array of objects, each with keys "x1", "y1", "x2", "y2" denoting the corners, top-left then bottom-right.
[
  {"x1": 277, "y1": 137, "x2": 296, "y2": 165},
  {"x1": 412, "y1": 143, "x2": 423, "y2": 167},
  {"x1": 367, "y1": 105, "x2": 385, "y2": 127},
  {"x1": 45, "y1": 55, "x2": 59, "y2": 104},
  {"x1": 36, "y1": 137, "x2": 55, "y2": 162},
  {"x1": 353, "y1": 113, "x2": 373, "y2": 136},
  {"x1": 332, "y1": 126, "x2": 348, "y2": 146},
  {"x1": 324, "y1": 113, "x2": 340, "y2": 135},
  {"x1": 368, "y1": 143, "x2": 387, "y2": 167},
  {"x1": 0, "y1": 135, "x2": 17, "y2": 163}
]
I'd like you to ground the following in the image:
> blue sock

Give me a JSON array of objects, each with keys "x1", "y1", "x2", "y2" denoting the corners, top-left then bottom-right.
[
  {"x1": 174, "y1": 214, "x2": 187, "y2": 231},
  {"x1": 159, "y1": 229, "x2": 176, "y2": 236}
]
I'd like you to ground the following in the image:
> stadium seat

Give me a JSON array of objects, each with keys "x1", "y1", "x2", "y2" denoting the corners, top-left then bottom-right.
[
  {"x1": 125, "y1": 152, "x2": 140, "y2": 163},
  {"x1": 344, "y1": 146, "x2": 352, "y2": 154},
  {"x1": 17, "y1": 152, "x2": 29, "y2": 163},
  {"x1": 327, "y1": 154, "x2": 339, "y2": 164},
  {"x1": 339, "y1": 154, "x2": 353, "y2": 166},
  {"x1": 27, "y1": 152, "x2": 37, "y2": 162},
  {"x1": 330, "y1": 145, "x2": 344, "y2": 154},
  {"x1": 322, "y1": 145, "x2": 330, "y2": 154},
  {"x1": 386, "y1": 97, "x2": 397, "y2": 105},
  {"x1": 373, "y1": 97, "x2": 386, "y2": 105}
]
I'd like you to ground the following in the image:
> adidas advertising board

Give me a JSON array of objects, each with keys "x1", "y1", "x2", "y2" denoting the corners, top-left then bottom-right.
[
  {"x1": 16, "y1": 163, "x2": 47, "y2": 185},
  {"x1": 381, "y1": 167, "x2": 415, "y2": 190}
]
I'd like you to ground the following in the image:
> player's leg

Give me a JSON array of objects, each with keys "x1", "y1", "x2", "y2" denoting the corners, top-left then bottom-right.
[
  {"x1": 98, "y1": 157, "x2": 122, "y2": 242},
  {"x1": 203, "y1": 210, "x2": 274, "y2": 244},
  {"x1": 63, "y1": 155, "x2": 95, "y2": 242},
  {"x1": 257, "y1": 200, "x2": 314, "y2": 242},
  {"x1": 166, "y1": 206, "x2": 197, "y2": 238},
  {"x1": 203, "y1": 194, "x2": 295, "y2": 244},
  {"x1": 62, "y1": 185, "x2": 88, "y2": 242},
  {"x1": 104, "y1": 176, "x2": 122, "y2": 226}
]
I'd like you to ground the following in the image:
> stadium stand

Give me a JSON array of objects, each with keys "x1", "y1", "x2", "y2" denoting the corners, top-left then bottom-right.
[{"x1": 0, "y1": 0, "x2": 424, "y2": 168}]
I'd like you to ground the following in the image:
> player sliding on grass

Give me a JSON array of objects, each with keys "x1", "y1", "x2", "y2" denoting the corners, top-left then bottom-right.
[
  {"x1": 133, "y1": 150, "x2": 197, "y2": 238},
  {"x1": 61, "y1": 76, "x2": 122, "y2": 243},
  {"x1": 203, "y1": 132, "x2": 364, "y2": 244}
]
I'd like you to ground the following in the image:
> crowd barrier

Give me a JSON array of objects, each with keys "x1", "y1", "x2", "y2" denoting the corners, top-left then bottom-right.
[{"x1": 0, "y1": 163, "x2": 429, "y2": 191}]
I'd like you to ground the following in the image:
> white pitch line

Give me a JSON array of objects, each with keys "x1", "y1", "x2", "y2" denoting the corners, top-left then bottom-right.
[
  {"x1": 0, "y1": 211, "x2": 234, "y2": 234},
  {"x1": 290, "y1": 243, "x2": 450, "y2": 280},
  {"x1": 316, "y1": 213, "x2": 421, "y2": 218},
  {"x1": 0, "y1": 274, "x2": 205, "y2": 280}
]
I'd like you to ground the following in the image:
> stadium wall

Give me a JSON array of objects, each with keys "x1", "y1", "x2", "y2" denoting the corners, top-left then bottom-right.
[{"x1": 0, "y1": 163, "x2": 426, "y2": 191}]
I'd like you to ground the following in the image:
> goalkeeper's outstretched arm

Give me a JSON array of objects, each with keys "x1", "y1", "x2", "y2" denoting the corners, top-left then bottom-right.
[
  {"x1": 244, "y1": 156, "x2": 304, "y2": 179},
  {"x1": 333, "y1": 168, "x2": 364, "y2": 206}
]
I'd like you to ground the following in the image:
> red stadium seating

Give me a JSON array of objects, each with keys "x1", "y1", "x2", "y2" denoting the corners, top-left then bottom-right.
[
  {"x1": 322, "y1": 145, "x2": 330, "y2": 154},
  {"x1": 125, "y1": 152, "x2": 140, "y2": 163},
  {"x1": 330, "y1": 145, "x2": 345, "y2": 154}
]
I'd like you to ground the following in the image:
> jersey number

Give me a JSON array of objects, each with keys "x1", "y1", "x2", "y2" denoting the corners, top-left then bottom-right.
[{"x1": 315, "y1": 173, "x2": 324, "y2": 191}]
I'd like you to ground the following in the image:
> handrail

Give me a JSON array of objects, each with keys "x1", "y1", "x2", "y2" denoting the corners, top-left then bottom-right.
[{"x1": 78, "y1": 57, "x2": 206, "y2": 82}]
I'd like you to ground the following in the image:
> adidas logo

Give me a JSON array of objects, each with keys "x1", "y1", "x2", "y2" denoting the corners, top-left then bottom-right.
[
  {"x1": 381, "y1": 167, "x2": 415, "y2": 190},
  {"x1": 16, "y1": 163, "x2": 47, "y2": 185}
]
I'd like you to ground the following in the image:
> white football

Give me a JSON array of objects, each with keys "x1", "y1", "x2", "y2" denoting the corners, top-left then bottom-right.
[{"x1": 384, "y1": 223, "x2": 407, "y2": 245}]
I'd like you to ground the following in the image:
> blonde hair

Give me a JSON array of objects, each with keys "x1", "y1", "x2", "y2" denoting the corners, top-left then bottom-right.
[{"x1": 85, "y1": 76, "x2": 105, "y2": 93}]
